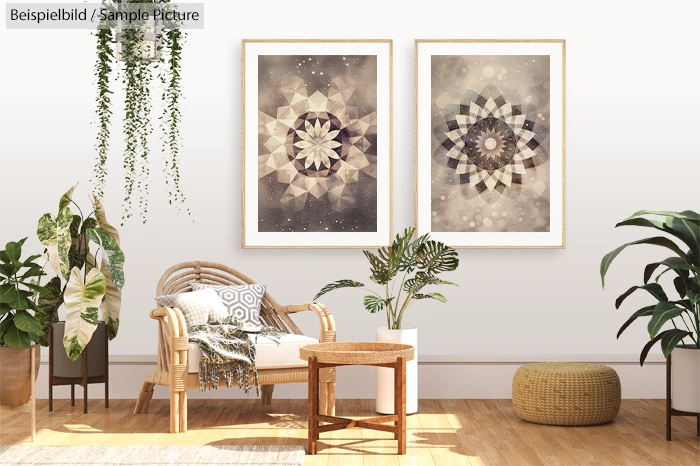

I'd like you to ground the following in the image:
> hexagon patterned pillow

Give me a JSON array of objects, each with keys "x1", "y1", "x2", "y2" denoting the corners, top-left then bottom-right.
[{"x1": 191, "y1": 283, "x2": 266, "y2": 327}]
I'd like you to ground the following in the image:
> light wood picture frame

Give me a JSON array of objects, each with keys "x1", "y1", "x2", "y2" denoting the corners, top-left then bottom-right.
[
  {"x1": 415, "y1": 40, "x2": 566, "y2": 248},
  {"x1": 242, "y1": 39, "x2": 393, "y2": 248}
]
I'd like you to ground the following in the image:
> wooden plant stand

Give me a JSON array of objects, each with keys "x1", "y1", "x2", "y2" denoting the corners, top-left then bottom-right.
[
  {"x1": 0, "y1": 345, "x2": 37, "y2": 441},
  {"x1": 301, "y1": 342, "x2": 415, "y2": 455},
  {"x1": 48, "y1": 325, "x2": 109, "y2": 414},
  {"x1": 666, "y1": 354, "x2": 700, "y2": 440}
]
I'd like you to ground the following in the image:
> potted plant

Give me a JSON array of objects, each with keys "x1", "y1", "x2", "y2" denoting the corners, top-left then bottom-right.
[
  {"x1": 0, "y1": 238, "x2": 46, "y2": 405},
  {"x1": 315, "y1": 227, "x2": 459, "y2": 414},
  {"x1": 36, "y1": 186, "x2": 125, "y2": 377},
  {"x1": 600, "y1": 209, "x2": 700, "y2": 412}
]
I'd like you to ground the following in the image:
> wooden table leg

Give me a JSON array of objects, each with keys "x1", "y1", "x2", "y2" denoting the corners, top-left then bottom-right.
[
  {"x1": 307, "y1": 356, "x2": 319, "y2": 455},
  {"x1": 395, "y1": 356, "x2": 407, "y2": 454}
]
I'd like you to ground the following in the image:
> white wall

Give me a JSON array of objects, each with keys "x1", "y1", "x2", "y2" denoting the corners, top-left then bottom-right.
[{"x1": 2, "y1": 0, "x2": 699, "y2": 399}]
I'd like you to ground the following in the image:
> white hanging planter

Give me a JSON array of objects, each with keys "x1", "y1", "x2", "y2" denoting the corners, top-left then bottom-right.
[
  {"x1": 671, "y1": 346, "x2": 700, "y2": 413},
  {"x1": 376, "y1": 327, "x2": 418, "y2": 414},
  {"x1": 115, "y1": 21, "x2": 162, "y2": 62}
]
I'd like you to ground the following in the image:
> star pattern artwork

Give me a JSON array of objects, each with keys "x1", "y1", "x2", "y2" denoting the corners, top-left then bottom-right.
[
  {"x1": 257, "y1": 55, "x2": 378, "y2": 234},
  {"x1": 415, "y1": 41, "x2": 565, "y2": 248}
]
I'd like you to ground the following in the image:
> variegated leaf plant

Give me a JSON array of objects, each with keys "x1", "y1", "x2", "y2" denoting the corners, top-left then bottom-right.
[{"x1": 36, "y1": 186, "x2": 125, "y2": 360}]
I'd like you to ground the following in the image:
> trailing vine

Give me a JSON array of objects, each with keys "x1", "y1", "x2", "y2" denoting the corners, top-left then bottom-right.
[
  {"x1": 161, "y1": 27, "x2": 189, "y2": 215},
  {"x1": 91, "y1": 0, "x2": 188, "y2": 224},
  {"x1": 93, "y1": 28, "x2": 113, "y2": 200}
]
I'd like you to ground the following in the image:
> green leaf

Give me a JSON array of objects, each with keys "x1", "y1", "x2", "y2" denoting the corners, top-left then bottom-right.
[
  {"x1": 13, "y1": 310, "x2": 42, "y2": 332},
  {"x1": 363, "y1": 250, "x2": 390, "y2": 285},
  {"x1": 660, "y1": 329, "x2": 693, "y2": 357},
  {"x1": 35, "y1": 276, "x2": 63, "y2": 346},
  {"x1": 643, "y1": 257, "x2": 693, "y2": 284},
  {"x1": 640, "y1": 331, "x2": 668, "y2": 366},
  {"x1": 624, "y1": 210, "x2": 700, "y2": 222},
  {"x1": 68, "y1": 215, "x2": 89, "y2": 273},
  {"x1": 3, "y1": 322, "x2": 31, "y2": 348},
  {"x1": 416, "y1": 241, "x2": 459, "y2": 275},
  {"x1": 617, "y1": 305, "x2": 655, "y2": 339},
  {"x1": 20, "y1": 282, "x2": 50, "y2": 297},
  {"x1": 600, "y1": 236, "x2": 689, "y2": 287},
  {"x1": 0, "y1": 284, "x2": 17, "y2": 304},
  {"x1": 87, "y1": 228, "x2": 125, "y2": 292},
  {"x1": 5, "y1": 238, "x2": 26, "y2": 262},
  {"x1": 23, "y1": 254, "x2": 42, "y2": 266},
  {"x1": 674, "y1": 277, "x2": 687, "y2": 298},
  {"x1": 37, "y1": 204, "x2": 73, "y2": 278},
  {"x1": 314, "y1": 279, "x2": 364, "y2": 301},
  {"x1": 100, "y1": 260, "x2": 121, "y2": 340},
  {"x1": 647, "y1": 302, "x2": 684, "y2": 338},
  {"x1": 363, "y1": 295, "x2": 393, "y2": 314},
  {"x1": 666, "y1": 216, "x2": 700, "y2": 259},
  {"x1": 63, "y1": 267, "x2": 106, "y2": 360},
  {"x1": 414, "y1": 292, "x2": 447, "y2": 303},
  {"x1": 58, "y1": 185, "x2": 77, "y2": 211},
  {"x1": 0, "y1": 303, "x2": 10, "y2": 317},
  {"x1": 0, "y1": 250, "x2": 10, "y2": 264},
  {"x1": 399, "y1": 231, "x2": 429, "y2": 273},
  {"x1": 403, "y1": 271, "x2": 457, "y2": 294},
  {"x1": 615, "y1": 283, "x2": 667, "y2": 309}
]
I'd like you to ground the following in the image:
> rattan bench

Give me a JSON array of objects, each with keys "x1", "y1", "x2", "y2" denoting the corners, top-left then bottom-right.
[{"x1": 133, "y1": 261, "x2": 337, "y2": 433}]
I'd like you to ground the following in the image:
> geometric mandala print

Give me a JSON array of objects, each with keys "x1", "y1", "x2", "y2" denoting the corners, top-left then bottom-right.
[
  {"x1": 258, "y1": 74, "x2": 378, "y2": 214},
  {"x1": 433, "y1": 84, "x2": 549, "y2": 205},
  {"x1": 192, "y1": 283, "x2": 267, "y2": 327}
]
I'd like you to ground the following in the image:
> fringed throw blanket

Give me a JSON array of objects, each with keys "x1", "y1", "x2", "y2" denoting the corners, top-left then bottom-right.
[{"x1": 188, "y1": 317, "x2": 284, "y2": 394}]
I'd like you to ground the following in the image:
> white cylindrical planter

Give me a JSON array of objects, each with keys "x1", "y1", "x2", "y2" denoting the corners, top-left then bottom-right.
[
  {"x1": 376, "y1": 327, "x2": 417, "y2": 414},
  {"x1": 671, "y1": 346, "x2": 700, "y2": 413}
]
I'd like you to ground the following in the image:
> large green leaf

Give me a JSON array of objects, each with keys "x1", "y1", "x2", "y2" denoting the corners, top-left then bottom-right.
[
  {"x1": 414, "y1": 292, "x2": 447, "y2": 303},
  {"x1": 666, "y1": 216, "x2": 700, "y2": 259},
  {"x1": 87, "y1": 227, "x2": 125, "y2": 292},
  {"x1": 93, "y1": 196, "x2": 120, "y2": 246},
  {"x1": 403, "y1": 271, "x2": 457, "y2": 294},
  {"x1": 58, "y1": 185, "x2": 77, "y2": 211},
  {"x1": 600, "y1": 236, "x2": 689, "y2": 287},
  {"x1": 0, "y1": 284, "x2": 17, "y2": 304},
  {"x1": 624, "y1": 210, "x2": 700, "y2": 222},
  {"x1": 617, "y1": 305, "x2": 655, "y2": 338},
  {"x1": 100, "y1": 260, "x2": 121, "y2": 340},
  {"x1": 5, "y1": 238, "x2": 26, "y2": 262},
  {"x1": 363, "y1": 250, "x2": 390, "y2": 284},
  {"x1": 63, "y1": 267, "x2": 106, "y2": 361},
  {"x1": 68, "y1": 215, "x2": 89, "y2": 273},
  {"x1": 37, "y1": 206, "x2": 73, "y2": 278},
  {"x1": 660, "y1": 329, "x2": 694, "y2": 357},
  {"x1": 615, "y1": 283, "x2": 667, "y2": 309},
  {"x1": 35, "y1": 276, "x2": 63, "y2": 346},
  {"x1": 2, "y1": 322, "x2": 31, "y2": 348},
  {"x1": 643, "y1": 257, "x2": 693, "y2": 284},
  {"x1": 640, "y1": 331, "x2": 668, "y2": 366},
  {"x1": 363, "y1": 295, "x2": 393, "y2": 314},
  {"x1": 13, "y1": 310, "x2": 42, "y2": 333},
  {"x1": 647, "y1": 302, "x2": 684, "y2": 338},
  {"x1": 416, "y1": 241, "x2": 459, "y2": 275},
  {"x1": 314, "y1": 279, "x2": 364, "y2": 301},
  {"x1": 399, "y1": 231, "x2": 429, "y2": 273}
]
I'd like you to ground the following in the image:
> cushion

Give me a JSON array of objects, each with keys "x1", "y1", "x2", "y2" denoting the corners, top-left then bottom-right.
[
  {"x1": 187, "y1": 333, "x2": 318, "y2": 373},
  {"x1": 191, "y1": 283, "x2": 266, "y2": 327},
  {"x1": 156, "y1": 288, "x2": 229, "y2": 327}
]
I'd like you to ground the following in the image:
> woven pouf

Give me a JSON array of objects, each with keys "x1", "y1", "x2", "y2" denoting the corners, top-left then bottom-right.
[{"x1": 512, "y1": 362, "x2": 621, "y2": 426}]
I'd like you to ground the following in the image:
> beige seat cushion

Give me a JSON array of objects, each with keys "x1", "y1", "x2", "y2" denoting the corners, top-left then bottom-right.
[{"x1": 187, "y1": 333, "x2": 318, "y2": 373}]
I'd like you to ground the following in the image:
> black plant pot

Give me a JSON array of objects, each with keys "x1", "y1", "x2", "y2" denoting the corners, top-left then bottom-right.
[{"x1": 50, "y1": 321, "x2": 107, "y2": 378}]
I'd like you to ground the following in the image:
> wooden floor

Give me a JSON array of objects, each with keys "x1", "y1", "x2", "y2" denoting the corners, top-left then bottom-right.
[{"x1": 1, "y1": 399, "x2": 698, "y2": 465}]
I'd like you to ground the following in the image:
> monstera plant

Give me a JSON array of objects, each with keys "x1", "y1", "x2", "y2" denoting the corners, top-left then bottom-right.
[
  {"x1": 315, "y1": 227, "x2": 460, "y2": 329},
  {"x1": 36, "y1": 186, "x2": 125, "y2": 360},
  {"x1": 600, "y1": 210, "x2": 700, "y2": 365}
]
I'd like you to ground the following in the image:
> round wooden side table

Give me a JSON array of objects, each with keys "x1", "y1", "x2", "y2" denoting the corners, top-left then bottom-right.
[{"x1": 300, "y1": 342, "x2": 415, "y2": 455}]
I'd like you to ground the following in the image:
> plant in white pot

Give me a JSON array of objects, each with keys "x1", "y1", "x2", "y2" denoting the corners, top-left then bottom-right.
[
  {"x1": 601, "y1": 210, "x2": 700, "y2": 413},
  {"x1": 315, "y1": 227, "x2": 459, "y2": 414}
]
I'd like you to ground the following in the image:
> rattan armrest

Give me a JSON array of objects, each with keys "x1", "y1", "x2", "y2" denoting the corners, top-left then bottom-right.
[{"x1": 278, "y1": 302, "x2": 336, "y2": 343}]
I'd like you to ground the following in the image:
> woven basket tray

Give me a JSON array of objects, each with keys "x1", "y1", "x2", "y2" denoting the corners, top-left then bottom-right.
[
  {"x1": 512, "y1": 362, "x2": 621, "y2": 426},
  {"x1": 300, "y1": 342, "x2": 414, "y2": 365}
]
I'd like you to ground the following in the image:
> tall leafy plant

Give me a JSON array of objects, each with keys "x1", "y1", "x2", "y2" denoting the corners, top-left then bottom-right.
[
  {"x1": 600, "y1": 210, "x2": 700, "y2": 365},
  {"x1": 37, "y1": 186, "x2": 125, "y2": 360},
  {"x1": 0, "y1": 239, "x2": 47, "y2": 348},
  {"x1": 315, "y1": 227, "x2": 460, "y2": 329},
  {"x1": 92, "y1": 0, "x2": 188, "y2": 224}
]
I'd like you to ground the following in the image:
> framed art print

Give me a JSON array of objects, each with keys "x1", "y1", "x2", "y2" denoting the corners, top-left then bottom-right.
[
  {"x1": 415, "y1": 40, "x2": 565, "y2": 248},
  {"x1": 242, "y1": 40, "x2": 392, "y2": 248}
]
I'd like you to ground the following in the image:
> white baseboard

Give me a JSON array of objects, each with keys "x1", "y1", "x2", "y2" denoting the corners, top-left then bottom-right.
[{"x1": 35, "y1": 354, "x2": 666, "y2": 400}]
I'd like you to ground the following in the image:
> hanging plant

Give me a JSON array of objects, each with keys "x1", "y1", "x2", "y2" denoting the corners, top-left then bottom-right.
[{"x1": 92, "y1": 0, "x2": 188, "y2": 224}]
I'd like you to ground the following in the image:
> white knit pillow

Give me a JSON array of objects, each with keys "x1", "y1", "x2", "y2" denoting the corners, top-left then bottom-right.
[{"x1": 155, "y1": 288, "x2": 229, "y2": 327}]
